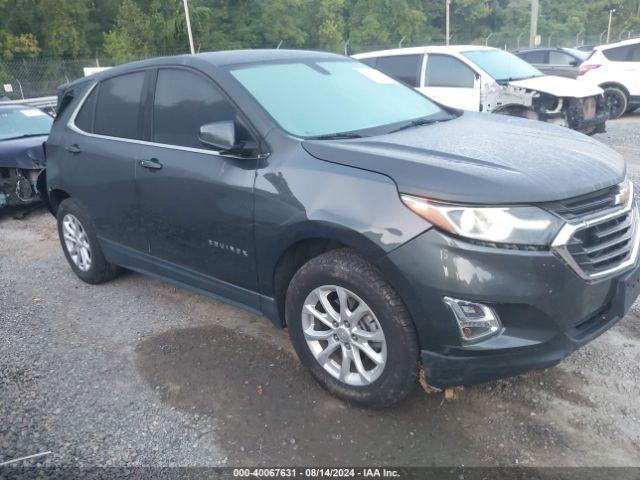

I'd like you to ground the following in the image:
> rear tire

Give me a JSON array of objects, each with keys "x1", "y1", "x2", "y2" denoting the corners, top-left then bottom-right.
[
  {"x1": 56, "y1": 198, "x2": 120, "y2": 284},
  {"x1": 286, "y1": 249, "x2": 419, "y2": 408},
  {"x1": 603, "y1": 87, "x2": 628, "y2": 119}
]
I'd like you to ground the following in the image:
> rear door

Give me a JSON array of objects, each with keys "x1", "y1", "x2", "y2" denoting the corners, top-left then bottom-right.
[
  {"x1": 419, "y1": 54, "x2": 480, "y2": 111},
  {"x1": 134, "y1": 67, "x2": 260, "y2": 305},
  {"x1": 64, "y1": 71, "x2": 148, "y2": 251}
]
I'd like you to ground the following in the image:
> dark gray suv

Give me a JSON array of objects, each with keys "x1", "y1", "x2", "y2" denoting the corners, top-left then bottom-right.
[{"x1": 45, "y1": 50, "x2": 640, "y2": 407}]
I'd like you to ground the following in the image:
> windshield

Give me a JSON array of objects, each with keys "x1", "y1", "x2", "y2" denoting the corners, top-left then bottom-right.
[
  {"x1": 462, "y1": 49, "x2": 543, "y2": 82},
  {"x1": 230, "y1": 60, "x2": 446, "y2": 137},
  {"x1": 0, "y1": 107, "x2": 53, "y2": 141}
]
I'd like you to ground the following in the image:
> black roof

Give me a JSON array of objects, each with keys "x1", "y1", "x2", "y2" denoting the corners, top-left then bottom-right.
[{"x1": 61, "y1": 49, "x2": 345, "y2": 91}]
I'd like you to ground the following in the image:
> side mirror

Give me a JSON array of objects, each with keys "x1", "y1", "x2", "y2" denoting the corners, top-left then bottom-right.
[
  {"x1": 199, "y1": 121, "x2": 237, "y2": 151},
  {"x1": 570, "y1": 59, "x2": 580, "y2": 67}
]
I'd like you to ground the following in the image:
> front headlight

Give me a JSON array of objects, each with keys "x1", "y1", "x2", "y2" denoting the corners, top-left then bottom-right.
[{"x1": 401, "y1": 194, "x2": 563, "y2": 246}]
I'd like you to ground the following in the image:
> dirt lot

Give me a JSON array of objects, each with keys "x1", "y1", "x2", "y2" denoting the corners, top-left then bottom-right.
[{"x1": 1, "y1": 116, "x2": 640, "y2": 468}]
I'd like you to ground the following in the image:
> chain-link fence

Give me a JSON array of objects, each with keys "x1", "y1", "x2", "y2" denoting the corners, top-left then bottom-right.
[{"x1": 1, "y1": 31, "x2": 638, "y2": 100}]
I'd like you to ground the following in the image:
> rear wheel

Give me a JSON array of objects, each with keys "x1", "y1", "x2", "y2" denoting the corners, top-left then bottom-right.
[
  {"x1": 603, "y1": 87, "x2": 628, "y2": 119},
  {"x1": 286, "y1": 249, "x2": 419, "y2": 407},
  {"x1": 56, "y1": 198, "x2": 120, "y2": 284}
]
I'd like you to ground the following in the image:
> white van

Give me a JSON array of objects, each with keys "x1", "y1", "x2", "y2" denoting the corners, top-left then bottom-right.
[{"x1": 353, "y1": 46, "x2": 608, "y2": 134}]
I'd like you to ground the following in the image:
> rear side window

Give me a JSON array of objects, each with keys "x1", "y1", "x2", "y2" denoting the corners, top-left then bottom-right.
[
  {"x1": 74, "y1": 86, "x2": 97, "y2": 133},
  {"x1": 94, "y1": 72, "x2": 145, "y2": 139},
  {"x1": 631, "y1": 44, "x2": 640, "y2": 62},
  {"x1": 603, "y1": 45, "x2": 631, "y2": 61},
  {"x1": 520, "y1": 51, "x2": 546, "y2": 63},
  {"x1": 375, "y1": 55, "x2": 422, "y2": 87},
  {"x1": 152, "y1": 68, "x2": 236, "y2": 149},
  {"x1": 425, "y1": 55, "x2": 476, "y2": 88}
]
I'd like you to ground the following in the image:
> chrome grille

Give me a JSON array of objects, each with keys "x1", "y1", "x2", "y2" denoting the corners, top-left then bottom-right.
[{"x1": 550, "y1": 181, "x2": 639, "y2": 280}]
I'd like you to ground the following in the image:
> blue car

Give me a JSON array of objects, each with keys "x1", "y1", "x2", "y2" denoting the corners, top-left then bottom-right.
[{"x1": 0, "y1": 104, "x2": 53, "y2": 208}]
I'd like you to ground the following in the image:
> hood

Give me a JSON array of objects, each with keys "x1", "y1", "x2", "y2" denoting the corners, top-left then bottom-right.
[
  {"x1": 302, "y1": 112, "x2": 624, "y2": 205},
  {"x1": 0, "y1": 135, "x2": 47, "y2": 169},
  {"x1": 509, "y1": 75, "x2": 602, "y2": 98}
]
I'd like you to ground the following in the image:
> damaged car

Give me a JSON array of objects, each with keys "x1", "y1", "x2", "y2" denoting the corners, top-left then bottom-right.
[
  {"x1": 0, "y1": 104, "x2": 52, "y2": 209},
  {"x1": 354, "y1": 46, "x2": 608, "y2": 134}
]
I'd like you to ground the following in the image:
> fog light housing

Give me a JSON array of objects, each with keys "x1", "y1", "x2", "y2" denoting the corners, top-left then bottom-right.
[{"x1": 443, "y1": 297, "x2": 502, "y2": 342}]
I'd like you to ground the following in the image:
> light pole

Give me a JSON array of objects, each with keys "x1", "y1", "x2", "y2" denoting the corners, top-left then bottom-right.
[
  {"x1": 183, "y1": 0, "x2": 195, "y2": 54},
  {"x1": 445, "y1": 0, "x2": 451, "y2": 46},
  {"x1": 606, "y1": 8, "x2": 616, "y2": 44},
  {"x1": 529, "y1": 0, "x2": 539, "y2": 47}
]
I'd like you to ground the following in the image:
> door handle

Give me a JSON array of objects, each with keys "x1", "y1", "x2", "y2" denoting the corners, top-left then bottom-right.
[
  {"x1": 66, "y1": 144, "x2": 81, "y2": 154},
  {"x1": 139, "y1": 158, "x2": 163, "y2": 170}
]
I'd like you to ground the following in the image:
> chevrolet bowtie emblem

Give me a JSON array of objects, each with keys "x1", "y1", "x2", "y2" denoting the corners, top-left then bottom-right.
[{"x1": 615, "y1": 183, "x2": 631, "y2": 206}]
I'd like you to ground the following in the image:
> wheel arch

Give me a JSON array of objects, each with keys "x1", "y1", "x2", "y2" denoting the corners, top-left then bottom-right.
[
  {"x1": 599, "y1": 82, "x2": 630, "y2": 98},
  {"x1": 47, "y1": 188, "x2": 71, "y2": 215}
]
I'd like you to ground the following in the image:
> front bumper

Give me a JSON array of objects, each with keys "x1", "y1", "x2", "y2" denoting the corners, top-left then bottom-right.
[{"x1": 379, "y1": 228, "x2": 640, "y2": 389}]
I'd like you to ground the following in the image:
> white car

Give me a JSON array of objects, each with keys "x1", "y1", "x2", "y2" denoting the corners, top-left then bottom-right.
[
  {"x1": 577, "y1": 38, "x2": 640, "y2": 119},
  {"x1": 353, "y1": 46, "x2": 608, "y2": 134}
]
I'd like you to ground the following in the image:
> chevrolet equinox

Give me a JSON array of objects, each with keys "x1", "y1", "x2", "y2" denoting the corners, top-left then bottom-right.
[{"x1": 45, "y1": 50, "x2": 640, "y2": 407}]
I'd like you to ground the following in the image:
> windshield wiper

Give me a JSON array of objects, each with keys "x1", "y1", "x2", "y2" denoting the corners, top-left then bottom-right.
[
  {"x1": 388, "y1": 117, "x2": 441, "y2": 134},
  {"x1": 1, "y1": 133, "x2": 48, "y2": 141},
  {"x1": 308, "y1": 132, "x2": 364, "y2": 140}
]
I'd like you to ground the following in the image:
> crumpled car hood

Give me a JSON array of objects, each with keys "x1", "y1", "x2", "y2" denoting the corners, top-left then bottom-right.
[
  {"x1": 0, "y1": 135, "x2": 47, "y2": 170},
  {"x1": 509, "y1": 75, "x2": 603, "y2": 98},
  {"x1": 302, "y1": 112, "x2": 624, "y2": 204}
]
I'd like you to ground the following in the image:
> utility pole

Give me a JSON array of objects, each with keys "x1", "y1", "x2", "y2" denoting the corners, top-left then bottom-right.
[
  {"x1": 606, "y1": 8, "x2": 615, "y2": 44},
  {"x1": 445, "y1": 0, "x2": 451, "y2": 46},
  {"x1": 529, "y1": 0, "x2": 539, "y2": 47},
  {"x1": 183, "y1": 0, "x2": 195, "y2": 54}
]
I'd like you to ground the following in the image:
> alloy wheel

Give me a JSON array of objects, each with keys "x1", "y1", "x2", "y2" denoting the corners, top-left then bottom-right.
[
  {"x1": 301, "y1": 285, "x2": 387, "y2": 386},
  {"x1": 62, "y1": 213, "x2": 92, "y2": 271}
]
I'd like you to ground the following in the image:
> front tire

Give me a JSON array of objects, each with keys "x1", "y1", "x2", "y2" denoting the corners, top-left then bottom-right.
[
  {"x1": 56, "y1": 198, "x2": 120, "y2": 284},
  {"x1": 286, "y1": 249, "x2": 419, "y2": 408},
  {"x1": 603, "y1": 87, "x2": 628, "y2": 119}
]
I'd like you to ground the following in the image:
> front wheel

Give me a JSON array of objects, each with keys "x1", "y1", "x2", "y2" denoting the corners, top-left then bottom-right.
[{"x1": 286, "y1": 249, "x2": 419, "y2": 408}]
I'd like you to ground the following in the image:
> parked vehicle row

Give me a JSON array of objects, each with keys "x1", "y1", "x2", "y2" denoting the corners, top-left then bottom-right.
[
  {"x1": 354, "y1": 46, "x2": 608, "y2": 134},
  {"x1": 514, "y1": 38, "x2": 640, "y2": 119},
  {"x1": 44, "y1": 50, "x2": 639, "y2": 407}
]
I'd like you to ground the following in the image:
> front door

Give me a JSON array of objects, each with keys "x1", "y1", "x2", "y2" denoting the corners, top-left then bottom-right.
[
  {"x1": 135, "y1": 67, "x2": 259, "y2": 305},
  {"x1": 419, "y1": 54, "x2": 481, "y2": 111}
]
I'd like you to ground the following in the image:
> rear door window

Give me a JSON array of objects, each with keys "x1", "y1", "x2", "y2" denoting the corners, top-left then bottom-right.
[
  {"x1": 359, "y1": 57, "x2": 377, "y2": 68},
  {"x1": 375, "y1": 55, "x2": 422, "y2": 87},
  {"x1": 152, "y1": 68, "x2": 237, "y2": 149},
  {"x1": 94, "y1": 72, "x2": 145, "y2": 140},
  {"x1": 603, "y1": 45, "x2": 631, "y2": 61},
  {"x1": 425, "y1": 55, "x2": 476, "y2": 88},
  {"x1": 521, "y1": 50, "x2": 547, "y2": 63}
]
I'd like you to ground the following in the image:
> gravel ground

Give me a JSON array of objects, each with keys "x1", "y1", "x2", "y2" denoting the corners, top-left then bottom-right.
[{"x1": 1, "y1": 115, "x2": 640, "y2": 468}]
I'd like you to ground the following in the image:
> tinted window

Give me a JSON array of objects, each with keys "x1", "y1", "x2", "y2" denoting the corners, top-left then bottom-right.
[
  {"x1": 630, "y1": 44, "x2": 640, "y2": 62},
  {"x1": 94, "y1": 72, "x2": 145, "y2": 139},
  {"x1": 603, "y1": 45, "x2": 631, "y2": 61},
  {"x1": 520, "y1": 51, "x2": 546, "y2": 63},
  {"x1": 425, "y1": 55, "x2": 476, "y2": 88},
  {"x1": 75, "y1": 86, "x2": 97, "y2": 133},
  {"x1": 359, "y1": 57, "x2": 377, "y2": 68},
  {"x1": 375, "y1": 55, "x2": 421, "y2": 86},
  {"x1": 153, "y1": 69, "x2": 236, "y2": 149},
  {"x1": 549, "y1": 50, "x2": 576, "y2": 65}
]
